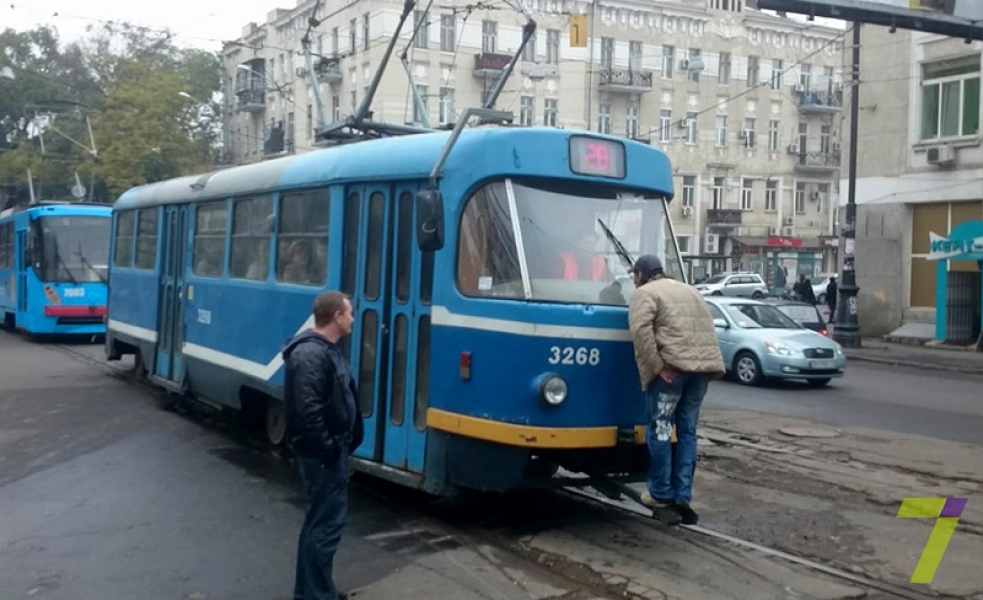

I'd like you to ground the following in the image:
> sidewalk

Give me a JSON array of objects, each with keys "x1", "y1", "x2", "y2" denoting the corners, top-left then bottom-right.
[{"x1": 843, "y1": 338, "x2": 983, "y2": 374}]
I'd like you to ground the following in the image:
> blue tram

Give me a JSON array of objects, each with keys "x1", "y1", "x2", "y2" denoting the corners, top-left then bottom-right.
[
  {"x1": 105, "y1": 124, "x2": 685, "y2": 495},
  {"x1": 0, "y1": 203, "x2": 112, "y2": 337}
]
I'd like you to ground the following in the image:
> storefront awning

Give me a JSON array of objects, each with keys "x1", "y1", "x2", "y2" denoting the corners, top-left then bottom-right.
[{"x1": 732, "y1": 236, "x2": 826, "y2": 250}]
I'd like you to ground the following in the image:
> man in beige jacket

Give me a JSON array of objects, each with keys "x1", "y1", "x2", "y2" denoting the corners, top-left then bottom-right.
[{"x1": 627, "y1": 255, "x2": 725, "y2": 526}]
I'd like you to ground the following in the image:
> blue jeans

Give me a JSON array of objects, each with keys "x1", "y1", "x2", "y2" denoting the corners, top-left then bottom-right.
[
  {"x1": 294, "y1": 454, "x2": 349, "y2": 600},
  {"x1": 644, "y1": 372, "x2": 709, "y2": 505}
]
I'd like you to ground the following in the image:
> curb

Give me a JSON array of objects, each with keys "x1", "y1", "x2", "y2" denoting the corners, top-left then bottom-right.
[{"x1": 844, "y1": 352, "x2": 983, "y2": 376}]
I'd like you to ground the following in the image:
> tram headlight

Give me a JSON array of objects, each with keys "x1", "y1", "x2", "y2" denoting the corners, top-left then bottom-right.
[{"x1": 539, "y1": 375, "x2": 568, "y2": 407}]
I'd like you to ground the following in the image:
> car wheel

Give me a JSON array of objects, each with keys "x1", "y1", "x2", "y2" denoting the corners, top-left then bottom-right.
[
  {"x1": 752, "y1": 290, "x2": 764, "y2": 299},
  {"x1": 817, "y1": 293, "x2": 826, "y2": 305},
  {"x1": 266, "y1": 399, "x2": 287, "y2": 446},
  {"x1": 712, "y1": 291, "x2": 723, "y2": 296},
  {"x1": 807, "y1": 378, "x2": 831, "y2": 388},
  {"x1": 734, "y1": 351, "x2": 763, "y2": 386}
]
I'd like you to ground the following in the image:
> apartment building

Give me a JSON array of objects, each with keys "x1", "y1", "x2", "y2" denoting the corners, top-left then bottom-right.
[
  {"x1": 221, "y1": 0, "x2": 846, "y2": 281},
  {"x1": 844, "y1": 25, "x2": 982, "y2": 341}
]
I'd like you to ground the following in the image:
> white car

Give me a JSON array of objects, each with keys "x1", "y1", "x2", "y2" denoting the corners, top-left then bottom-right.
[
  {"x1": 811, "y1": 274, "x2": 836, "y2": 304},
  {"x1": 695, "y1": 272, "x2": 769, "y2": 299}
]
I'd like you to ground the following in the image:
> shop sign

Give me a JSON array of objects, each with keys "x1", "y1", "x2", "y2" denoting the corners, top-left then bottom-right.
[
  {"x1": 928, "y1": 232, "x2": 983, "y2": 261},
  {"x1": 767, "y1": 236, "x2": 803, "y2": 248}
]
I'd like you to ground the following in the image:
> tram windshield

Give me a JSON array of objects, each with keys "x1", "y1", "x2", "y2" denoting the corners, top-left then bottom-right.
[
  {"x1": 34, "y1": 216, "x2": 111, "y2": 283},
  {"x1": 456, "y1": 178, "x2": 684, "y2": 307}
]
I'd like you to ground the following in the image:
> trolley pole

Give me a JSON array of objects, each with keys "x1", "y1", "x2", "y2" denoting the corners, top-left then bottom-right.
[{"x1": 833, "y1": 22, "x2": 862, "y2": 349}]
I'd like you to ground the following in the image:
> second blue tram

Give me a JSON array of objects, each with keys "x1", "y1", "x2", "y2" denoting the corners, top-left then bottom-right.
[
  {"x1": 0, "y1": 203, "x2": 112, "y2": 337},
  {"x1": 105, "y1": 125, "x2": 686, "y2": 495}
]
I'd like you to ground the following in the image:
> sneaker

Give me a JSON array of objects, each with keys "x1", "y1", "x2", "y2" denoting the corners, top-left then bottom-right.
[
  {"x1": 639, "y1": 492, "x2": 681, "y2": 526},
  {"x1": 675, "y1": 503, "x2": 699, "y2": 525}
]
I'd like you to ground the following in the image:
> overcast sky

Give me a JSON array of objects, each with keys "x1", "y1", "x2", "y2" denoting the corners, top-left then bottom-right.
[{"x1": 3, "y1": 0, "x2": 846, "y2": 52}]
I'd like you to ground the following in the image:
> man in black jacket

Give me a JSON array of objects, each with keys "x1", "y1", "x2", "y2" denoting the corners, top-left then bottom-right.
[{"x1": 283, "y1": 291, "x2": 364, "y2": 600}]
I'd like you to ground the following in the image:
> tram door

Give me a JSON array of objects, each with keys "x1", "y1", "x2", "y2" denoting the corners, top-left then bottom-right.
[
  {"x1": 155, "y1": 205, "x2": 189, "y2": 383},
  {"x1": 345, "y1": 183, "x2": 431, "y2": 473}
]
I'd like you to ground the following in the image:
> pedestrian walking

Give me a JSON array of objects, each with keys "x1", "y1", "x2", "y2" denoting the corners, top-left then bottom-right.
[
  {"x1": 627, "y1": 255, "x2": 725, "y2": 527},
  {"x1": 282, "y1": 291, "x2": 364, "y2": 600},
  {"x1": 826, "y1": 274, "x2": 838, "y2": 324}
]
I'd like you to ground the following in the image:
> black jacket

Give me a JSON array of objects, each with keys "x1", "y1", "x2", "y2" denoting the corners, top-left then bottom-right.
[{"x1": 282, "y1": 331, "x2": 364, "y2": 464}]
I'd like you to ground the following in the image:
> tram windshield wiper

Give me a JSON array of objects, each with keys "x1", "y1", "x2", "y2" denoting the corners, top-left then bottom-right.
[
  {"x1": 597, "y1": 218, "x2": 635, "y2": 273},
  {"x1": 75, "y1": 242, "x2": 108, "y2": 284},
  {"x1": 51, "y1": 238, "x2": 78, "y2": 285}
]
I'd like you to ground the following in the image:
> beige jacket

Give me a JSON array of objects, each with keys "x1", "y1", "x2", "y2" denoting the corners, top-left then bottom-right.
[{"x1": 627, "y1": 276, "x2": 726, "y2": 390}]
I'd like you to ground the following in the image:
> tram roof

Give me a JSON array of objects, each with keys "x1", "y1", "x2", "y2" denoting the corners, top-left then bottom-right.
[{"x1": 114, "y1": 126, "x2": 674, "y2": 210}]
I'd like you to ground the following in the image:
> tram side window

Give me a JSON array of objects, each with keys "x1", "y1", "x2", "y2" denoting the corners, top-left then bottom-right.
[
  {"x1": 364, "y1": 192, "x2": 385, "y2": 300},
  {"x1": 230, "y1": 195, "x2": 272, "y2": 281},
  {"x1": 134, "y1": 208, "x2": 159, "y2": 270},
  {"x1": 0, "y1": 223, "x2": 12, "y2": 269},
  {"x1": 277, "y1": 189, "x2": 329, "y2": 286},
  {"x1": 114, "y1": 211, "x2": 136, "y2": 268},
  {"x1": 456, "y1": 182, "x2": 522, "y2": 298},
  {"x1": 193, "y1": 202, "x2": 227, "y2": 278},
  {"x1": 341, "y1": 192, "x2": 360, "y2": 297}
]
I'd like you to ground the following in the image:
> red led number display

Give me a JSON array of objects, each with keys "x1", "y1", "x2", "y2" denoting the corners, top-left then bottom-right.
[
  {"x1": 569, "y1": 136, "x2": 624, "y2": 178},
  {"x1": 583, "y1": 143, "x2": 610, "y2": 171}
]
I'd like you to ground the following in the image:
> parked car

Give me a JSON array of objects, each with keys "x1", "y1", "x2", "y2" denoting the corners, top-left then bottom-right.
[
  {"x1": 763, "y1": 298, "x2": 829, "y2": 337},
  {"x1": 695, "y1": 272, "x2": 769, "y2": 298},
  {"x1": 705, "y1": 296, "x2": 846, "y2": 388}
]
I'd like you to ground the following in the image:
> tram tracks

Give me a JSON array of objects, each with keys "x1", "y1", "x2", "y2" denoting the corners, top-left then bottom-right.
[
  {"x1": 48, "y1": 342, "x2": 962, "y2": 600},
  {"x1": 557, "y1": 485, "x2": 948, "y2": 600}
]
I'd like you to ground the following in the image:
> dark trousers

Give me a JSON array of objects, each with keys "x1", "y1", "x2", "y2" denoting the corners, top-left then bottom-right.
[{"x1": 294, "y1": 455, "x2": 348, "y2": 600}]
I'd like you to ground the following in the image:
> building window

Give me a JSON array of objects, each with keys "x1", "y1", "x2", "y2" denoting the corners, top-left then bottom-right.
[
  {"x1": 741, "y1": 179, "x2": 753, "y2": 210},
  {"x1": 659, "y1": 109, "x2": 672, "y2": 142},
  {"x1": 629, "y1": 41, "x2": 643, "y2": 72},
  {"x1": 662, "y1": 46, "x2": 675, "y2": 78},
  {"x1": 601, "y1": 38, "x2": 614, "y2": 70},
  {"x1": 682, "y1": 176, "x2": 696, "y2": 208},
  {"x1": 544, "y1": 98, "x2": 558, "y2": 127},
  {"x1": 799, "y1": 63, "x2": 811, "y2": 90},
  {"x1": 769, "y1": 119, "x2": 780, "y2": 151},
  {"x1": 765, "y1": 180, "x2": 778, "y2": 211},
  {"x1": 332, "y1": 94, "x2": 340, "y2": 120},
  {"x1": 795, "y1": 182, "x2": 806, "y2": 213},
  {"x1": 920, "y1": 55, "x2": 981, "y2": 141},
  {"x1": 771, "y1": 59, "x2": 783, "y2": 89},
  {"x1": 798, "y1": 121, "x2": 808, "y2": 155},
  {"x1": 520, "y1": 96, "x2": 534, "y2": 126},
  {"x1": 747, "y1": 56, "x2": 759, "y2": 87},
  {"x1": 482, "y1": 20, "x2": 497, "y2": 53},
  {"x1": 350, "y1": 19, "x2": 356, "y2": 54},
  {"x1": 817, "y1": 183, "x2": 830, "y2": 212},
  {"x1": 440, "y1": 14, "x2": 456, "y2": 52},
  {"x1": 626, "y1": 105, "x2": 639, "y2": 139},
  {"x1": 718, "y1": 52, "x2": 731, "y2": 84},
  {"x1": 439, "y1": 87, "x2": 455, "y2": 125},
  {"x1": 742, "y1": 117, "x2": 756, "y2": 147},
  {"x1": 598, "y1": 103, "x2": 611, "y2": 134},
  {"x1": 677, "y1": 236, "x2": 691, "y2": 254},
  {"x1": 712, "y1": 177, "x2": 724, "y2": 209},
  {"x1": 414, "y1": 85, "x2": 428, "y2": 124},
  {"x1": 413, "y1": 10, "x2": 429, "y2": 49},
  {"x1": 715, "y1": 115, "x2": 727, "y2": 146},
  {"x1": 821, "y1": 124, "x2": 831, "y2": 154},
  {"x1": 363, "y1": 13, "x2": 370, "y2": 51},
  {"x1": 332, "y1": 27, "x2": 339, "y2": 56},
  {"x1": 688, "y1": 48, "x2": 701, "y2": 82},
  {"x1": 686, "y1": 112, "x2": 698, "y2": 144},
  {"x1": 546, "y1": 30, "x2": 559, "y2": 65},
  {"x1": 522, "y1": 30, "x2": 536, "y2": 62}
]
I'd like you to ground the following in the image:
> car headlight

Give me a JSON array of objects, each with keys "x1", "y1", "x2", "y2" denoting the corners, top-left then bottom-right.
[
  {"x1": 539, "y1": 375, "x2": 568, "y2": 407},
  {"x1": 833, "y1": 342, "x2": 844, "y2": 356},
  {"x1": 764, "y1": 341, "x2": 796, "y2": 356}
]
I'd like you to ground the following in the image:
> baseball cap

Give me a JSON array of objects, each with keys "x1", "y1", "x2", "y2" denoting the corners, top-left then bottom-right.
[{"x1": 631, "y1": 254, "x2": 663, "y2": 278}]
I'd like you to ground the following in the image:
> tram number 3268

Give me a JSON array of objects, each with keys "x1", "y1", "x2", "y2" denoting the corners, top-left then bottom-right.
[{"x1": 548, "y1": 346, "x2": 601, "y2": 366}]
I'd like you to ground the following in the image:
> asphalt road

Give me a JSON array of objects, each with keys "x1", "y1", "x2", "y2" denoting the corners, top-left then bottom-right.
[{"x1": 705, "y1": 360, "x2": 983, "y2": 444}]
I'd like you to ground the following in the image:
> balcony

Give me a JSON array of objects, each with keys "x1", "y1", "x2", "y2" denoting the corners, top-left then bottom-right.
[
  {"x1": 473, "y1": 52, "x2": 513, "y2": 78},
  {"x1": 797, "y1": 88, "x2": 844, "y2": 113},
  {"x1": 236, "y1": 88, "x2": 265, "y2": 113},
  {"x1": 315, "y1": 58, "x2": 342, "y2": 84},
  {"x1": 707, "y1": 209, "x2": 742, "y2": 226},
  {"x1": 598, "y1": 68, "x2": 653, "y2": 94},
  {"x1": 793, "y1": 150, "x2": 842, "y2": 173}
]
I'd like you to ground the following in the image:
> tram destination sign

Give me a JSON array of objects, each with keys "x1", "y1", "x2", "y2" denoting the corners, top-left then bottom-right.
[{"x1": 751, "y1": 0, "x2": 983, "y2": 40}]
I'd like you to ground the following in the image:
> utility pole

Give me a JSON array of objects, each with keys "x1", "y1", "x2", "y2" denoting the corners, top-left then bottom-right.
[{"x1": 832, "y1": 22, "x2": 862, "y2": 349}]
